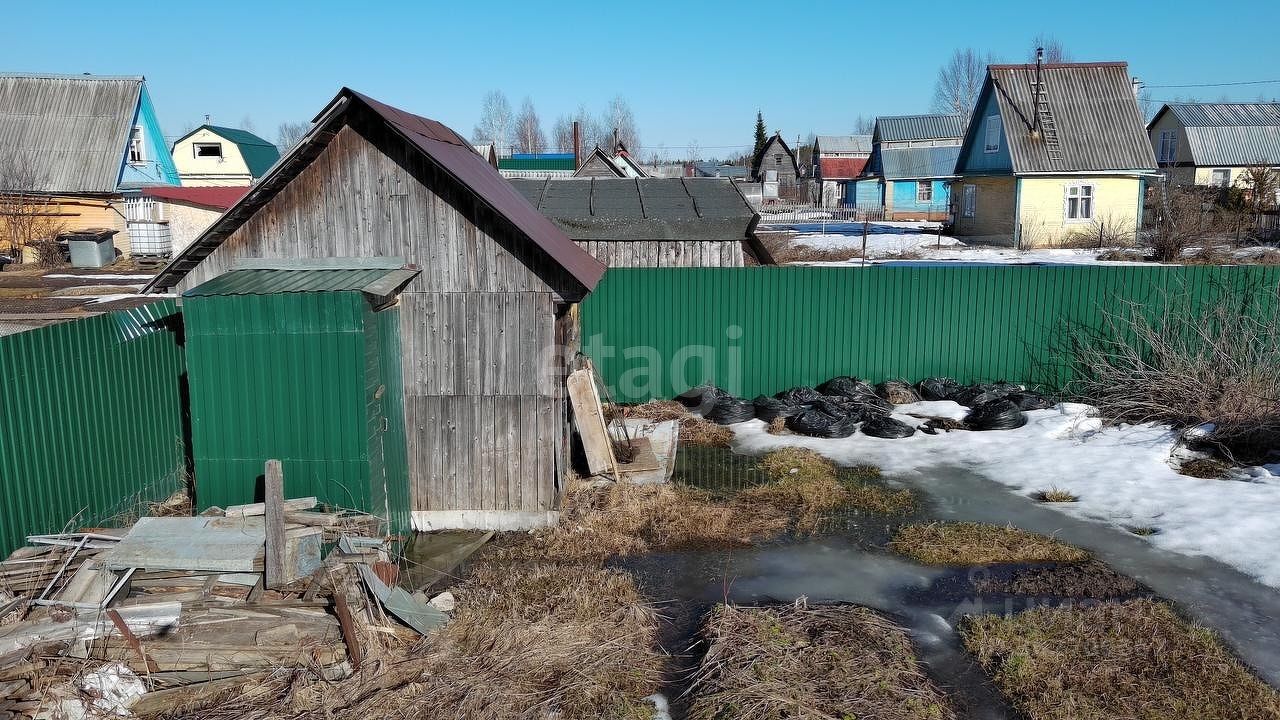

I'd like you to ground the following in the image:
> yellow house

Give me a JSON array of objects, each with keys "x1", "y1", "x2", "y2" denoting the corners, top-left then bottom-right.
[
  {"x1": 952, "y1": 61, "x2": 1158, "y2": 248},
  {"x1": 1147, "y1": 103, "x2": 1280, "y2": 191},
  {"x1": 170, "y1": 125, "x2": 281, "y2": 187}
]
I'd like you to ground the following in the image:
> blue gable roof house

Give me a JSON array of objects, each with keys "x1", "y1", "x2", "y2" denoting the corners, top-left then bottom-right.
[
  {"x1": 952, "y1": 60, "x2": 1157, "y2": 248},
  {"x1": 851, "y1": 114, "x2": 964, "y2": 220},
  {"x1": 0, "y1": 73, "x2": 180, "y2": 260}
]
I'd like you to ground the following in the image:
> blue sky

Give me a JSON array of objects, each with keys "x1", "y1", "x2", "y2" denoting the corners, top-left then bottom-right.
[{"x1": 5, "y1": 0, "x2": 1279, "y2": 159}]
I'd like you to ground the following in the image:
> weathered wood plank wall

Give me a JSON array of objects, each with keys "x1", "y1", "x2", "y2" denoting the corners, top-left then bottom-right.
[{"x1": 177, "y1": 117, "x2": 576, "y2": 528}]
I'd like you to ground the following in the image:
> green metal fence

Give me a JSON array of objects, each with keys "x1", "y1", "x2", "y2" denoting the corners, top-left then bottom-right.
[
  {"x1": 581, "y1": 265, "x2": 1280, "y2": 402},
  {"x1": 0, "y1": 302, "x2": 187, "y2": 556}
]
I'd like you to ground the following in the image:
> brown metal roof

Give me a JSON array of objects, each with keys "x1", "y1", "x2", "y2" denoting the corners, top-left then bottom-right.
[{"x1": 144, "y1": 88, "x2": 603, "y2": 294}]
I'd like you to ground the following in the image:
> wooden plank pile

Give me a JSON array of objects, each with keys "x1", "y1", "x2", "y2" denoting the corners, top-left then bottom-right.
[{"x1": 0, "y1": 473, "x2": 418, "y2": 719}]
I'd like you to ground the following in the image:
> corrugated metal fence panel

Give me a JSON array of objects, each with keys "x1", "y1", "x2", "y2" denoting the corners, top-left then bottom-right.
[
  {"x1": 376, "y1": 306, "x2": 412, "y2": 536},
  {"x1": 0, "y1": 301, "x2": 186, "y2": 556},
  {"x1": 580, "y1": 266, "x2": 1280, "y2": 401},
  {"x1": 185, "y1": 292, "x2": 373, "y2": 511}
]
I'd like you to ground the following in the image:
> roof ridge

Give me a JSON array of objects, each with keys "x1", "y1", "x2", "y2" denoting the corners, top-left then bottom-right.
[
  {"x1": 0, "y1": 71, "x2": 144, "y2": 81},
  {"x1": 989, "y1": 61, "x2": 1128, "y2": 70}
]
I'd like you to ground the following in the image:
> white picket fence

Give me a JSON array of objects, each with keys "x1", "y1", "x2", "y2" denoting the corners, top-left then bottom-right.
[{"x1": 753, "y1": 203, "x2": 887, "y2": 226}]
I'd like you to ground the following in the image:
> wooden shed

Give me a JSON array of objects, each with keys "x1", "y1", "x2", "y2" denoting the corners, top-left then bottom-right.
[
  {"x1": 144, "y1": 88, "x2": 606, "y2": 531},
  {"x1": 510, "y1": 177, "x2": 772, "y2": 267}
]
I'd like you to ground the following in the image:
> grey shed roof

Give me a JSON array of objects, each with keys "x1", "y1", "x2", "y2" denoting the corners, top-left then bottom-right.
[
  {"x1": 510, "y1": 177, "x2": 759, "y2": 243},
  {"x1": 815, "y1": 135, "x2": 872, "y2": 154},
  {"x1": 875, "y1": 114, "x2": 965, "y2": 143},
  {"x1": 1156, "y1": 103, "x2": 1280, "y2": 166},
  {"x1": 970, "y1": 62, "x2": 1157, "y2": 173},
  {"x1": 0, "y1": 73, "x2": 143, "y2": 194},
  {"x1": 879, "y1": 146, "x2": 962, "y2": 180}
]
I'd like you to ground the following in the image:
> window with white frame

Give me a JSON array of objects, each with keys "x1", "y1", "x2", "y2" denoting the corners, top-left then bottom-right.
[
  {"x1": 984, "y1": 115, "x2": 1002, "y2": 153},
  {"x1": 1210, "y1": 168, "x2": 1231, "y2": 187},
  {"x1": 1065, "y1": 184, "x2": 1094, "y2": 221},
  {"x1": 128, "y1": 126, "x2": 144, "y2": 163},
  {"x1": 194, "y1": 142, "x2": 224, "y2": 159},
  {"x1": 962, "y1": 184, "x2": 976, "y2": 218},
  {"x1": 916, "y1": 180, "x2": 933, "y2": 203},
  {"x1": 1157, "y1": 130, "x2": 1178, "y2": 163}
]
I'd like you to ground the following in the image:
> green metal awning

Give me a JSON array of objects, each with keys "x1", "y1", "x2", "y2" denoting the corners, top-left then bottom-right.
[{"x1": 184, "y1": 266, "x2": 420, "y2": 300}]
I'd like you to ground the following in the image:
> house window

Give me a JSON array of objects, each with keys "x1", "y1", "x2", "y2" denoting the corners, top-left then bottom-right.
[
  {"x1": 1210, "y1": 169, "x2": 1231, "y2": 187},
  {"x1": 194, "y1": 142, "x2": 224, "y2": 159},
  {"x1": 774, "y1": 155, "x2": 782, "y2": 166},
  {"x1": 1065, "y1": 184, "x2": 1094, "y2": 221},
  {"x1": 1158, "y1": 130, "x2": 1178, "y2": 163},
  {"x1": 128, "y1": 127, "x2": 144, "y2": 163},
  {"x1": 984, "y1": 115, "x2": 1002, "y2": 153},
  {"x1": 917, "y1": 181, "x2": 933, "y2": 203},
  {"x1": 962, "y1": 184, "x2": 976, "y2": 218}
]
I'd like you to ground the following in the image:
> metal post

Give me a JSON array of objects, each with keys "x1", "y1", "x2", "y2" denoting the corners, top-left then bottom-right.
[
  {"x1": 861, "y1": 220, "x2": 869, "y2": 267},
  {"x1": 1099, "y1": 222, "x2": 1105, "y2": 249}
]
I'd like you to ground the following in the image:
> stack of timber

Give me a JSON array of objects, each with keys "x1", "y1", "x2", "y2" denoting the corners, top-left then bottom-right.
[{"x1": 0, "y1": 486, "x2": 434, "y2": 719}]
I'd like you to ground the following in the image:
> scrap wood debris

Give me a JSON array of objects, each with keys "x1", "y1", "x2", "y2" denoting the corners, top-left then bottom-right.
[
  {"x1": 0, "y1": 496, "x2": 419, "y2": 720},
  {"x1": 609, "y1": 401, "x2": 733, "y2": 448}
]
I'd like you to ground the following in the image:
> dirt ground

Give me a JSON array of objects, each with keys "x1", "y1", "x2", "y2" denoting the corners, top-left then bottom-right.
[{"x1": 0, "y1": 261, "x2": 159, "y2": 320}]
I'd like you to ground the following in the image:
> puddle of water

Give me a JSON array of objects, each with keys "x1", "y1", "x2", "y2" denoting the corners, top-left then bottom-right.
[{"x1": 633, "y1": 446, "x2": 1280, "y2": 717}]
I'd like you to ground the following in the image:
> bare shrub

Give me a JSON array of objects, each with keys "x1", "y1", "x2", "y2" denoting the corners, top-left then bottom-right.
[
  {"x1": 0, "y1": 152, "x2": 65, "y2": 265},
  {"x1": 1147, "y1": 185, "x2": 1212, "y2": 262},
  {"x1": 1067, "y1": 279, "x2": 1280, "y2": 461},
  {"x1": 1056, "y1": 212, "x2": 1137, "y2": 249}
]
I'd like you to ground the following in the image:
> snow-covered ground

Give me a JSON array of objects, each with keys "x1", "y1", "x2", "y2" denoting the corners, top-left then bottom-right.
[
  {"x1": 728, "y1": 402, "x2": 1280, "y2": 589},
  {"x1": 780, "y1": 221, "x2": 1278, "y2": 266}
]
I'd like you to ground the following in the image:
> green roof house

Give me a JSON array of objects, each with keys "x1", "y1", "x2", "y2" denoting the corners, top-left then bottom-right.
[{"x1": 171, "y1": 124, "x2": 281, "y2": 186}]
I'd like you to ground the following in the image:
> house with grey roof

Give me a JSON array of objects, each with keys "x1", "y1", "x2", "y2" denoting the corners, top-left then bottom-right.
[
  {"x1": 852, "y1": 114, "x2": 964, "y2": 220},
  {"x1": 952, "y1": 61, "x2": 1157, "y2": 247},
  {"x1": 171, "y1": 124, "x2": 281, "y2": 187},
  {"x1": 812, "y1": 135, "x2": 871, "y2": 206},
  {"x1": 509, "y1": 177, "x2": 771, "y2": 266},
  {"x1": 1147, "y1": 103, "x2": 1280, "y2": 191},
  {"x1": 0, "y1": 72, "x2": 181, "y2": 260}
]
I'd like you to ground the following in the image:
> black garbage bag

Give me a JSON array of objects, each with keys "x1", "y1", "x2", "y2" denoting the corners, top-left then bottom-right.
[
  {"x1": 704, "y1": 396, "x2": 757, "y2": 425},
  {"x1": 1006, "y1": 391, "x2": 1054, "y2": 411},
  {"x1": 965, "y1": 399, "x2": 1027, "y2": 431},
  {"x1": 860, "y1": 415, "x2": 916, "y2": 439},
  {"x1": 817, "y1": 376, "x2": 876, "y2": 399},
  {"x1": 676, "y1": 384, "x2": 727, "y2": 410},
  {"x1": 952, "y1": 382, "x2": 1023, "y2": 407},
  {"x1": 917, "y1": 377, "x2": 961, "y2": 401},
  {"x1": 753, "y1": 395, "x2": 806, "y2": 422},
  {"x1": 774, "y1": 386, "x2": 823, "y2": 404},
  {"x1": 786, "y1": 408, "x2": 860, "y2": 438},
  {"x1": 876, "y1": 380, "x2": 921, "y2": 405}
]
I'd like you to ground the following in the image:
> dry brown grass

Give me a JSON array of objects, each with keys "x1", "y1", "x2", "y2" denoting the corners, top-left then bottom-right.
[
  {"x1": 758, "y1": 231, "x2": 865, "y2": 264},
  {"x1": 890, "y1": 522, "x2": 1089, "y2": 565},
  {"x1": 1178, "y1": 457, "x2": 1233, "y2": 479},
  {"x1": 961, "y1": 599, "x2": 1280, "y2": 720},
  {"x1": 1032, "y1": 487, "x2": 1079, "y2": 503},
  {"x1": 741, "y1": 449, "x2": 914, "y2": 528},
  {"x1": 493, "y1": 477, "x2": 790, "y2": 564},
  {"x1": 1097, "y1": 248, "x2": 1146, "y2": 262},
  {"x1": 613, "y1": 400, "x2": 734, "y2": 448},
  {"x1": 971, "y1": 560, "x2": 1140, "y2": 599},
  {"x1": 686, "y1": 602, "x2": 956, "y2": 720}
]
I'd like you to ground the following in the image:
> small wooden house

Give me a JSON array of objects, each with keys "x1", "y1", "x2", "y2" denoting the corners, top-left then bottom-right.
[
  {"x1": 812, "y1": 135, "x2": 871, "y2": 205},
  {"x1": 145, "y1": 88, "x2": 605, "y2": 531},
  {"x1": 510, "y1": 177, "x2": 771, "y2": 266},
  {"x1": 0, "y1": 73, "x2": 181, "y2": 260},
  {"x1": 750, "y1": 132, "x2": 803, "y2": 196},
  {"x1": 573, "y1": 145, "x2": 648, "y2": 178},
  {"x1": 853, "y1": 115, "x2": 963, "y2": 219},
  {"x1": 952, "y1": 62, "x2": 1157, "y2": 247},
  {"x1": 171, "y1": 125, "x2": 281, "y2": 187},
  {"x1": 1147, "y1": 103, "x2": 1280, "y2": 189}
]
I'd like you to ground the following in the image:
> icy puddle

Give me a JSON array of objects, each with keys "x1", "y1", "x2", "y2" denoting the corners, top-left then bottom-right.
[{"x1": 618, "y1": 449, "x2": 1280, "y2": 718}]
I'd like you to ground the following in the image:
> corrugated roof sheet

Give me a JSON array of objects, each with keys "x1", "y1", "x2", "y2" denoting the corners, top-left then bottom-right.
[
  {"x1": 0, "y1": 73, "x2": 142, "y2": 194},
  {"x1": 509, "y1": 177, "x2": 758, "y2": 243},
  {"x1": 145, "y1": 88, "x2": 605, "y2": 295},
  {"x1": 879, "y1": 146, "x2": 962, "y2": 179},
  {"x1": 142, "y1": 185, "x2": 248, "y2": 210},
  {"x1": 1158, "y1": 103, "x2": 1280, "y2": 166},
  {"x1": 1166, "y1": 103, "x2": 1280, "y2": 128},
  {"x1": 876, "y1": 114, "x2": 965, "y2": 143},
  {"x1": 499, "y1": 156, "x2": 577, "y2": 170},
  {"x1": 815, "y1": 135, "x2": 872, "y2": 154},
  {"x1": 980, "y1": 62, "x2": 1157, "y2": 173},
  {"x1": 184, "y1": 267, "x2": 420, "y2": 297}
]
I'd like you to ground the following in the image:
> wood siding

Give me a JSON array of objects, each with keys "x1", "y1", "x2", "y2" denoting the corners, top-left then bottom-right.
[
  {"x1": 575, "y1": 240, "x2": 745, "y2": 267},
  {"x1": 176, "y1": 121, "x2": 576, "y2": 521}
]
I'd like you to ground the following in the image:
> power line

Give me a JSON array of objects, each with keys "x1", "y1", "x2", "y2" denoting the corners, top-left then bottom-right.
[{"x1": 1143, "y1": 79, "x2": 1280, "y2": 89}]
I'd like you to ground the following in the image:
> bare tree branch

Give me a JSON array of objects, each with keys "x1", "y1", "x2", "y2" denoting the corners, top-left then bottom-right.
[{"x1": 931, "y1": 49, "x2": 991, "y2": 117}]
